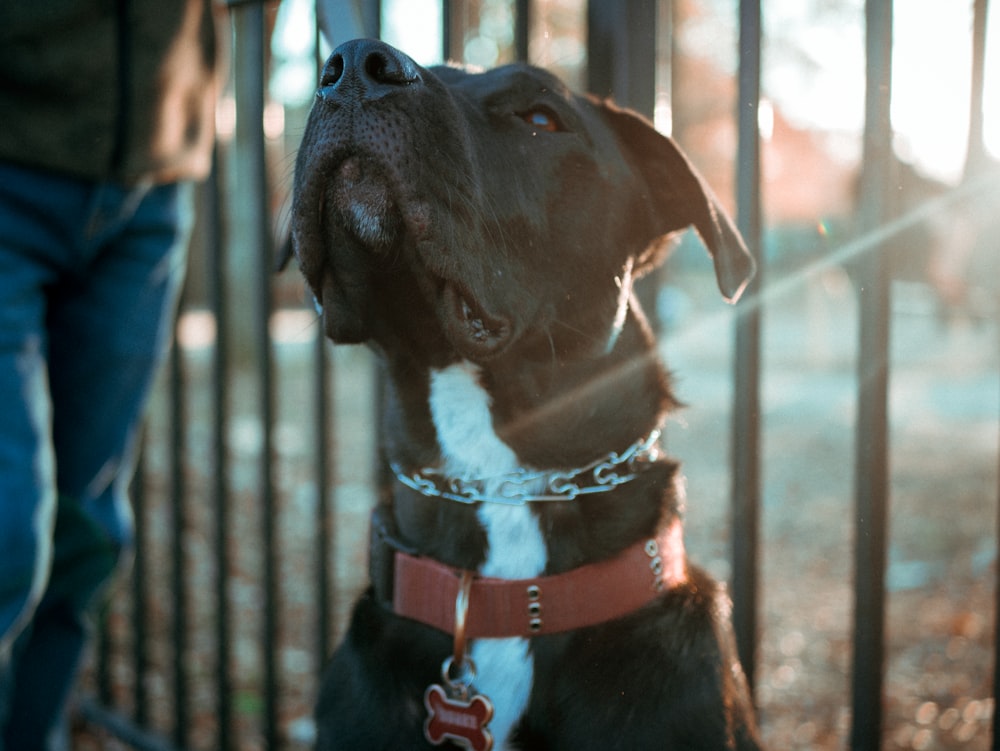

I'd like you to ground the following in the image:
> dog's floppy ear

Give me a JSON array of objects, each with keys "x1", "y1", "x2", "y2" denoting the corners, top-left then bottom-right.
[{"x1": 598, "y1": 100, "x2": 755, "y2": 303}]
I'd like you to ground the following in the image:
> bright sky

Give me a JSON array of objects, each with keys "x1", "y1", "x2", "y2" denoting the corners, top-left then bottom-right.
[
  {"x1": 695, "y1": 0, "x2": 999, "y2": 183},
  {"x1": 891, "y1": 0, "x2": 999, "y2": 182},
  {"x1": 381, "y1": 0, "x2": 443, "y2": 64}
]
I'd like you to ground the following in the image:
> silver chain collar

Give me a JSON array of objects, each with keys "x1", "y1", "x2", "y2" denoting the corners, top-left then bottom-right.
[{"x1": 391, "y1": 429, "x2": 662, "y2": 506}]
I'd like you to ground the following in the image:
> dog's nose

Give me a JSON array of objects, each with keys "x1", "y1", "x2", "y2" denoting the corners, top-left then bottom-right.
[{"x1": 317, "y1": 39, "x2": 421, "y2": 102}]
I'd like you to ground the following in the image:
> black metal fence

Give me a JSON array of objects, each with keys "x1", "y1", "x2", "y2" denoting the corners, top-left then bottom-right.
[{"x1": 76, "y1": 1, "x2": 1000, "y2": 749}]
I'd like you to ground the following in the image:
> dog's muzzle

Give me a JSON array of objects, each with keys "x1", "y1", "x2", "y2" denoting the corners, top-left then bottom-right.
[{"x1": 292, "y1": 40, "x2": 517, "y2": 358}]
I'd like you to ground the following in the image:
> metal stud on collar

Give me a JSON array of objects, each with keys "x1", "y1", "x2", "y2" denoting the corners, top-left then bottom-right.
[
  {"x1": 526, "y1": 584, "x2": 542, "y2": 632},
  {"x1": 645, "y1": 538, "x2": 665, "y2": 592}
]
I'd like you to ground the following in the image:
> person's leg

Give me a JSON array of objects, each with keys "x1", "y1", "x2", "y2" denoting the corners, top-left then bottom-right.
[
  {"x1": 0, "y1": 162, "x2": 85, "y2": 751},
  {"x1": 50, "y1": 180, "x2": 191, "y2": 538},
  {"x1": 2, "y1": 177, "x2": 192, "y2": 751}
]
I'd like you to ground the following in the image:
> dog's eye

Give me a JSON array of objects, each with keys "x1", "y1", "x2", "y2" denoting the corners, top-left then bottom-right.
[{"x1": 518, "y1": 108, "x2": 562, "y2": 133}]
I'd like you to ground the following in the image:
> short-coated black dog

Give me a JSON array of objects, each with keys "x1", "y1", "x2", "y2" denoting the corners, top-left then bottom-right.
[{"x1": 289, "y1": 38, "x2": 763, "y2": 751}]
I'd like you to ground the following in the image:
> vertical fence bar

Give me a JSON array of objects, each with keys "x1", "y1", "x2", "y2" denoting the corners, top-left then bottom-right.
[
  {"x1": 586, "y1": 0, "x2": 658, "y2": 320},
  {"x1": 365, "y1": 0, "x2": 381, "y2": 39},
  {"x1": 990, "y1": 3, "x2": 1000, "y2": 728},
  {"x1": 850, "y1": 2, "x2": 893, "y2": 749},
  {"x1": 966, "y1": 13, "x2": 992, "y2": 746},
  {"x1": 131, "y1": 454, "x2": 150, "y2": 727},
  {"x1": 205, "y1": 150, "x2": 235, "y2": 751},
  {"x1": 262, "y1": 329, "x2": 278, "y2": 751},
  {"x1": 995, "y1": 329, "x2": 1000, "y2": 751},
  {"x1": 168, "y1": 323, "x2": 190, "y2": 749},
  {"x1": 514, "y1": 0, "x2": 530, "y2": 62},
  {"x1": 965, "y1": 0, "x2": 989, "y2": 176},
  {"x1": 255, "y1": 11, "x2": 279, "y2": 749},
  {"x1": 441, "y1": 0, "x2": 452, "y2": 61},
  {"x1": 731, "y1": 0, "x2": 762, "y2": 693},
  {"x1": 230, "y1": 2, "x2": 279, "y2": 746},
  {"x1": 314, "y1": 324, "x2": 333, "y2": 669},
  {"x1": 585, "y1": 0, "x2": 613, "y2": 99},
  {"x1": 96, "y1": 592, "x2": 112, "y2": 706},
  {"x1": 585, "y1": 0, "x2": 656, "y2": 117}
]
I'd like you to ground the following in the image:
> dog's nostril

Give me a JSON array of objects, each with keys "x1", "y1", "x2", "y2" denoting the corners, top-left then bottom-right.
[
  {"x1": 317, "y1": 55, "x2": 345, "y2": 101},
  {"x1": 363, "y1": 50, "x2": 419, "y2": 86},
  {"x1": 320, "y1": 54, "x2": 344, "y2": 88},
  {"x1": 364, "y1": 53, "x2": 389, "y2": 82}
]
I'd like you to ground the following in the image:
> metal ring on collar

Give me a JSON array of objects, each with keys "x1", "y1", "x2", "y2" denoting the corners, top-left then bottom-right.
[{"x1": 452, "y1": 571, "x2": 474, "y2": 669}]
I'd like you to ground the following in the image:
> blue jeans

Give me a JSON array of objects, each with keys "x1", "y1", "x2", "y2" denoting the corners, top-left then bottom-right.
[{"x1": 0, "y1": 162, "x2": 191, "y2": 751}]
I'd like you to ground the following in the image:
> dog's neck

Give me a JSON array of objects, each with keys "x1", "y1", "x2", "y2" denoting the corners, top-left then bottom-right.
[
  {"x1": 382, "y1": 299, "x2": 672, "y2": 462},
  {"x1": 379, "y1": 303, "x2": 679, "y2": 572},
  {"x1": 483, "y1": 301, "x2": 674, "y2": 469}
]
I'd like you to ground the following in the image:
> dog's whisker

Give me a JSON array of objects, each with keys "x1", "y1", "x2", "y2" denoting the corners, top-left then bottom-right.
[
  {"x1": 549, "y1": 317, "x2": 608, "y2": 345},
  {"x1": 542, "y1": 327, "x2": 559, "y2": 374}
]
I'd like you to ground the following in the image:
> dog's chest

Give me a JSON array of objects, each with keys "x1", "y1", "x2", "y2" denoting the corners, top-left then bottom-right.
[{"x1": 429, "y1": 362, "x2": 546, "y2": 749}]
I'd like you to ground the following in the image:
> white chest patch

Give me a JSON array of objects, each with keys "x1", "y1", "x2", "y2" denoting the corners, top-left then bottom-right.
[{"x1": 429, "y1": 362, "x2": 548, "y2": 750}]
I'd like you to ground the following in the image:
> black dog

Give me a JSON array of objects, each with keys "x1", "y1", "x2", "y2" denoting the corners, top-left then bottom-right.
[{"x1": 290, "y1": 38, "x2": 762, "y2": 751}]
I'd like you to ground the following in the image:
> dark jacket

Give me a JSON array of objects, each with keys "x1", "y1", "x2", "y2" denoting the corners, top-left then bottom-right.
[{"x1": 0, "y1": 0, "x2": 219, "y2": 185}]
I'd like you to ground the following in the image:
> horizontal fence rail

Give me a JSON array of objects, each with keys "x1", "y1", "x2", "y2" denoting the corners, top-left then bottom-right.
[{"x1": 75, "y1": 1, "x2": 999, "y2": 750}]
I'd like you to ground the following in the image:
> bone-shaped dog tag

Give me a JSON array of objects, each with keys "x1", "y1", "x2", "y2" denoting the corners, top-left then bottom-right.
[
  {"x1": 424, "y1": 683, "x2": 494, "y2": 751},
  {"x1": 424, "y1": 573, "x2": 494, "y2": 750},
  {"x1": 424, "y1": 653, "x2": 494, "y2": 751}
]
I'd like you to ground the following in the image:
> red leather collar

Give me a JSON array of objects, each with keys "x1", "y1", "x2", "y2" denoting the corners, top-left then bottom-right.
[{"x1": 380, "y1": 516, "x2": 687, "y2": 639}]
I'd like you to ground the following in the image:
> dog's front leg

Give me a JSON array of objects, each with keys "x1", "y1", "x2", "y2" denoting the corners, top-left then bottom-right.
[{"x1": 314, "y1": 592, "x2": 452, "y2": 750}]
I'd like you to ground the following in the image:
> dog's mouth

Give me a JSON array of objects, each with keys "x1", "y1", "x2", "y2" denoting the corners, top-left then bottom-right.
[
  {"x1": 438, "y1": 278, "x2": 513, "y2": 360},
  {"x1": 307, "y1": 156, "x2": 516, "y2": 360}
]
